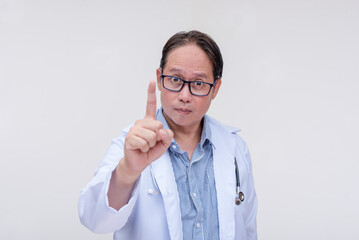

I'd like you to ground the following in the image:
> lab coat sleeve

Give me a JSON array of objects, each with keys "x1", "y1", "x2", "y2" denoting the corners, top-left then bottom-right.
[
  {"x1": 234, "y1": 134, "x2": 258, "y2": 239},
  {"x1": 78, "y1": 132, "x2": 141, "y2": 233}
]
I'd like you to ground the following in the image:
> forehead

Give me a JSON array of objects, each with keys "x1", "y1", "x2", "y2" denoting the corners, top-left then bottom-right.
[{"x1": 165, "y1": 44, "x2": 213, "y2": 78}]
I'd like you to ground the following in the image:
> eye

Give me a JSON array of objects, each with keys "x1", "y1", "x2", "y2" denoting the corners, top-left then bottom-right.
[
  {"x1": 193, "y1": 81, "x2": 204, "y2": 86},
  {"x1": 171, "y1": 77, "x2": 180, "y2": 83}
]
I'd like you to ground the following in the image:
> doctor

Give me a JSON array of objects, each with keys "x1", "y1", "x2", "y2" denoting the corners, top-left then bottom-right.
[{"x1": 79, "y1": 30, "x2": 257, "y2": 239}]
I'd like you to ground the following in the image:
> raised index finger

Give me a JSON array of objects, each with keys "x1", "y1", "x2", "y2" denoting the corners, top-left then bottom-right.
[{"x1": 145, "y1": 80, "x2": 157, "y2": 119}]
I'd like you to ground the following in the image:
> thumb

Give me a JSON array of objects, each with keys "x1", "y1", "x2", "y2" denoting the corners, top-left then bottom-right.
[
  {"x1": 148, "y1": 128, "x2": 174, "y2": 162},
  {"x1": 158, "y1": 129, "x2": 174, "y2": 148}
]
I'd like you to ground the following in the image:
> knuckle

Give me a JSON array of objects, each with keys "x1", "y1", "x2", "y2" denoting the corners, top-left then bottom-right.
[
  {"x1": 148, "y1": 137, "x2": 157, "y2": 148},
  {"x1": 149, "y1": 131, "x2": 157, "y2": 140},
  {"x1": 125, "y1": 134, "x2": 132, "y2": 142},
  {"x1": 134, "y1": 120, "x2": 143, "y2": 126},
  {"x1": 139, "y1": 141, "x2": 148, "y2": 150},
  {"x1": 140, "y1": 144, "x2": 149, "y2": 152},
  {"x1": 155, "y1": 121, "x2": 163, "y2": 129}
]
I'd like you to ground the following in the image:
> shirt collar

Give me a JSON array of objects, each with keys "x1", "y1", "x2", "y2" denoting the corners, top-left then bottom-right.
[{"x1": 156, "y1": 108, "x2": 213, "y2": 148}]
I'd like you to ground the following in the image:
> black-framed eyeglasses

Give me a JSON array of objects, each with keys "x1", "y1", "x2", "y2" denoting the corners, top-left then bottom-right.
[{"x1": 160, "y1": 72, "x2": 217, "y2": 97}]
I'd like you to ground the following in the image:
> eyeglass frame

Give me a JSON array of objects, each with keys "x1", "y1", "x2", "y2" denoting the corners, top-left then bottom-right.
[{"x1": 160, "y1": 70, "x2": 218, "y2": 96}]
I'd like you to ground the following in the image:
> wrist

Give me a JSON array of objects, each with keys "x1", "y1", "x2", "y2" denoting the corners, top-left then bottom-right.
[{"x1": 114, "y1": 158, "x2": 141, "y2": 187}]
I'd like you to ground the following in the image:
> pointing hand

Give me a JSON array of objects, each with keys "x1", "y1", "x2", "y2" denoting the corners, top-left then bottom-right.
[{"x1": 123, "y1": 80, "x2": 174, "y2": 178}]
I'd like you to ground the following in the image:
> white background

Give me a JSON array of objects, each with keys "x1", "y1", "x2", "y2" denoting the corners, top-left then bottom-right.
[{"x1": 1, "y1": 0, "x2": 358, "y2": 239}]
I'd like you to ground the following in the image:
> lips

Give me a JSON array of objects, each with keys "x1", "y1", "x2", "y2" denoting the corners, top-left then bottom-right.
[{"x1": 175, "y1": 107, "x2": 192, "y2": 114}]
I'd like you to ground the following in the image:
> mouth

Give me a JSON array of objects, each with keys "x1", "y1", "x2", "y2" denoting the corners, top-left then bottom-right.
[{"x1": 175, "y1": 107, "x2": 192, "y2": 114}]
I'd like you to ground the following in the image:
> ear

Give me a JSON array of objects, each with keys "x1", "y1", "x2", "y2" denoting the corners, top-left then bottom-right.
[
  {"x1": 156, "y1": 68, "x2": 162, "y2": 91},
  {"x1": 211, "y1": 79, "x2": 222, "y2": 99}
]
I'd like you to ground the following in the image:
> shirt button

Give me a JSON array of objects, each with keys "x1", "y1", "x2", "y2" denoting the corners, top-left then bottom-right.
[
  {"x1": 193, "y1": 192, "x2": 197, "y2": 197},
  {"x1": 172, "y1": 145, "x2": 177, "y2": 149},
  {"x1": 196, "y1": 223, "x2": 200, "y2": 228}
]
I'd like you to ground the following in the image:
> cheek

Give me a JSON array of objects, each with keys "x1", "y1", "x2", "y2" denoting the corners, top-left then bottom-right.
[{"x1": 197, "y1": 98, "x2": 212, "y2": 113}]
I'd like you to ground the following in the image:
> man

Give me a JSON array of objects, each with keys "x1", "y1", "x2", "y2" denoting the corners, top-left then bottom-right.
[{"x1": 79, "y1": 30, "x2": 257, "y2": 239}]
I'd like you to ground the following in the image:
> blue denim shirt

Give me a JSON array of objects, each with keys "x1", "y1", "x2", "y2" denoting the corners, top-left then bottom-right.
[{"x1": 158, "y1": 110, "x2": 220, "y2": 240}]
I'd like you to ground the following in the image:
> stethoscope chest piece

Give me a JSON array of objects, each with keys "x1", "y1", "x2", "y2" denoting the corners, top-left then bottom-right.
[
  {"x1": 235, "y1": 191, "x2": 245, "y2": 205},
  {"x1": 239, "y1": 192, "x2": 245, "y2": 201}
]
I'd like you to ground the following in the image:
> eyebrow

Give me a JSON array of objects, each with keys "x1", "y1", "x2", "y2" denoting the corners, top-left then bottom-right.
[{"x1": 168, "y1": 67, "x2": 208, "y2": 79}]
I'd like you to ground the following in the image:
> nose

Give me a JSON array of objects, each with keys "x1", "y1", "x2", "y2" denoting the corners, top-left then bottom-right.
[{"x1": 177, "y1": 83, "x2": 192, "y2": 102}]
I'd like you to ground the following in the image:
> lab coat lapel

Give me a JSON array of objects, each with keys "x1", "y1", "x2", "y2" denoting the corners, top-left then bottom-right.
[
  {"x1": 212, "y1": 128, "x2": 236, "y2": 240},
  {"x1": 151, "y1": 151, "x2": 183, "y2": 240}
]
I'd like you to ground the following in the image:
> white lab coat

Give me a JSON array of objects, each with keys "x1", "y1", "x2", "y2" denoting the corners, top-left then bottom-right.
[{"x1": 78, "y1": 113, "x2": 257, "y2": 240}]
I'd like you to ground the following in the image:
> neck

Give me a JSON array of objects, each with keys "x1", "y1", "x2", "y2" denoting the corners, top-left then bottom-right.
[{"x1": 163, "y1": 111, "x2": 203, "y2": 158}]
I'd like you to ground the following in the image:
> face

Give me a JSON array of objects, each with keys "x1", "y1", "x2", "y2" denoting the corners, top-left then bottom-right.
[{"x1": 156, "y1": 44, "x2": 222, "y2": 130}]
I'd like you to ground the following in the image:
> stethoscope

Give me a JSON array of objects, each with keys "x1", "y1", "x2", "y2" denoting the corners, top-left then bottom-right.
[
  {"x1": 234, "y1": 157, "x2": 245, "y2": 205},
  {"x1": 148, "y1": 158, "x2": 245, "y2": 206}
]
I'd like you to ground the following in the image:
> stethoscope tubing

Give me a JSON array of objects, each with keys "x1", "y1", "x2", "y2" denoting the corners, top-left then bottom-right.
[
  {"x1": 148, "y1": 157, "x2": 245, "y2": 205},
  {"x1": 235, "y1": 157, "x2": 245, "y2": 205}
]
